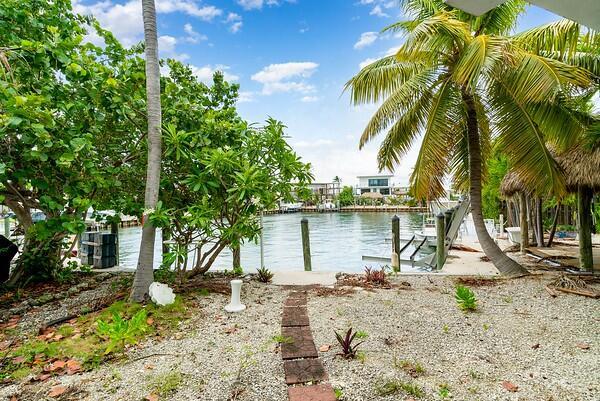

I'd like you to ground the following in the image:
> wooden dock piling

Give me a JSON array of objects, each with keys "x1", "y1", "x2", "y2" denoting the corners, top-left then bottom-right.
[{"x1": 301, "y1": 218, "x2": 312, "y2": 271}]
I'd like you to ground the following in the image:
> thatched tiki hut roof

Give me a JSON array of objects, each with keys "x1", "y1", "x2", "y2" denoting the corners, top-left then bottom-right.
[
  {"x1": 360, "y1": 191, "x2": 384, "y2": 199},
  {"x1": 555, "y1": 145, "x2": 600, "y2": 192},
  {"x1": 500, "y1": 171, "x2": 527, "y2": 198}
]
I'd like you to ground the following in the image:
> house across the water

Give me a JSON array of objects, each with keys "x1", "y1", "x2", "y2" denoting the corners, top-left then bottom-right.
[{"x1": 355, "y1": 174, "x2": 394, "y2": 197}]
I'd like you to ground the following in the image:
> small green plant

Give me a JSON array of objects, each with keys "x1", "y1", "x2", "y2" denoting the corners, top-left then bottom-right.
[
  {"x1": 334, "y1": 387, "x2": 343, "y2": 399},
  {"x1": 468, "y1": 369, "x2": 480, "y2": 380},
  {"x1": 256, "y1": 266, "x2": 274, "y2": 283},
  {"x1": 442, "y1": 324, "x2": 449, "y2": 333},
  {"x1": 455, "y1": 285, "x2": 477, "y2": 311},
  {"x1": 482, "y1": 323, "x2": 490, "y2": 331},
  {"x1": 96, "y1": 309, "x2": 149, "y2": 354},
  {"x1": 148, "y1": 371, "x2": 182, "y2": 397},
  {"x1": 375, "y1": 379, "x2": 424, "y2": 398},
  {"x1": 356, "y1": 350, "x2": 367, "y2": 363},
  {"x1": 438, "y1": 383, "x2": 450, "y2": 399},
  {"x1": 271, "y1": 335, "x2": 294, "y2": 344},
  {"x1": 334, "y1": 328, "x2": 364, "y2": 359},
  {"x1": 502, "y1": 296, "x2": 513, "y2": 304},
  {"x1": 393, "y1": 356, "x2": 425, "y2": 377},
  {"x1": 355, "y1": 330, "x2": 369, "y2": 339}
]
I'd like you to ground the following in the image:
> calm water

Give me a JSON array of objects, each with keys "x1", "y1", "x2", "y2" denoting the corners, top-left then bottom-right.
[{"x1": 116, "y1": 212, "x2": 429, "y2": 273}]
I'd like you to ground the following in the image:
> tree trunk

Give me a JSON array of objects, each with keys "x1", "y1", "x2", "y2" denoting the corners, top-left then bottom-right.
[
  {"x1": 518, "y1": 193, "x2": 529, "y2": 253},
  {"x1": 232, "y1": 245, "x2": 241, "y2": 270},
  {"x1": 578, "y1": 186, "x2": 594, "y2": 272},
  {"x1": 130, "y1": 0, "x2": 162, "y2": 302},
  {"x1": 535, "y1": 197, "x2": 544, "y2": 247},
  {"x1": 463, "y1": 91, "x2": 529, "y2": 276},
  {"x1": 547, "y1": 203, "x2": 560, "y2": 247}
]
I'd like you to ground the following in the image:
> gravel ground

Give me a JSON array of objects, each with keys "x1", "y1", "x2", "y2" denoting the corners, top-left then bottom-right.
[
  {"x1": 1, "y1": 281, "x2": 288, "y2": 401},
  {"x1": 310, "y1": 275, "x2": 599, "y2": 401}
]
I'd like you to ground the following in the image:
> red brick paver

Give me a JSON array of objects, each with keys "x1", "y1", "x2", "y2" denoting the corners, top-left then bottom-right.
[
  {"x1": 282, "y1": 306, "x2": 310, "y2": 327},
  {"x1": 288, "y1": 384, "x2": 337, "y2": 401},
  {"x1": 284, "y1": 358, "x2": 328, "y2": 384},
  {"x1": 284, "y1": 297, "x2": 308, "y2": 307},
  {"x1": 281, "y1": 326, "x2": 318, "y2": 359}
]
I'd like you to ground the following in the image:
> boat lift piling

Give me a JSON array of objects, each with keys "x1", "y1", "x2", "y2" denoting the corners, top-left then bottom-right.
[
  {"x1": 436, "y1": 213, "x2": 446, "y2": 270},
  {"x1": 391, "y1": 215, "x2": 400, "y2": 271},
  {"x1": 301, "y1": 218, "x2": 312, "y2": 271}
]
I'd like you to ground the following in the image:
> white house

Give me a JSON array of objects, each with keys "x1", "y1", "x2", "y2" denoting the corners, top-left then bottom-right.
[{"x1": 356, "y1": 174, "x2": 394, "y2": 196}]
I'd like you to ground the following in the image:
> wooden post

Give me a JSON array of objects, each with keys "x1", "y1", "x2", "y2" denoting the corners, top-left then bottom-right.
[
  {"x1": 259, "y1": 210, "x2": 265, "y2": 269},
  {"x1": 536, "y1": 197, "x2": 544, "y2": 247},
  {"x1": 3, "y1": 218, "x2": 9, "y2": 238},
  {"x1": 110, "y1": 221, "x2": 119, "y2": 266},
  {"x1": 499, "y1": 214, "x2": 504, "y2": 236},
  {"x1": 444, "y1": 209, "x2": 452, "y2": 235},
  {"x1": 578, "y1": 186, "x2": 593, "y2": 271},
  {"x1": 436, "y1": 213, "x2": 446, "y2": 270},
  {"x1": 519, "y1": 192, "x2": 529, "y2": 253},
  {"x1": 391, "y1": 215, "x2": 400, "y2": 272},
  {"x1": 301, "y1": 218, "x2": 312, "y2": 271}
]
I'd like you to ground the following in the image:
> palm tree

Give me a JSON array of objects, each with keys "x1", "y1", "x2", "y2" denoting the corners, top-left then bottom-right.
[
  {"x1": 346, "y1": 0, "x2": 596, "y2": 276},
  {"x1": 131, "y1": 0, "x2": 162, "y2": 301}
]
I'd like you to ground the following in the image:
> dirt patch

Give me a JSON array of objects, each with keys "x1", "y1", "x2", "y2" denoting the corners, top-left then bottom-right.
[{"x1": 454, "y1": 276, "x2": 501, "y2": 287}]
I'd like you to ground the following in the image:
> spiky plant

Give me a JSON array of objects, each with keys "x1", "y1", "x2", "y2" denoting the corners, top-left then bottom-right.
[
  {"x1": 334, "y1": 328, "x2": 364, "y2": 359},
  {"x1": 364, "y1": 266, "x2": 388, "y2": 285},
  {"x1": 256, "y1": 266, "x2": 274, "y2": 283},
  {"x1": 455, "y1": 285, "x2": 477, "y2": 311},
  {"x1": 345, "y1": 0, "x2": 599, "y2": 278}
]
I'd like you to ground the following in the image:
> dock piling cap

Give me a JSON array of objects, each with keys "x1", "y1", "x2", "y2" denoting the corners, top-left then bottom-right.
[
  {"x1": 437, "y1": 213, "x2": 445, "y2": 218},
  {"x1": 392, "y1": 215, "x2": 399, "y2": 221}
]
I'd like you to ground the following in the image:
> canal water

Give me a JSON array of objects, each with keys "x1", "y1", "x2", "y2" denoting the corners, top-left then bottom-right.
[{"x1": 116, "y1": 212, "x2": 429, "y2": 273}]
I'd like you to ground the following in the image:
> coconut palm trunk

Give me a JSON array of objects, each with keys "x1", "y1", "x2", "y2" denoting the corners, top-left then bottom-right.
[
  {"x1": 130, "y1": 0, "x2": 162, "y2": 302},
  {"x1": 463, "y1": 91, "x2": 529, "y2": 276}
]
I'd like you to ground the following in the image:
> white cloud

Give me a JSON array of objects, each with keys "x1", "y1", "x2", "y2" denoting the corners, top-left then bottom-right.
[
  {"x1": 252, "y1": 62, "x2": 319, "y2": 95},
  {"x1": 183, "y1": 23, "x2": 207, "y2": 43},
  {"x1": 226, "y1": 13, "x2": 243, "y2": 33},
  {"x1": 238, "y1": 91, "x2": 255, "y2": 103},
  {"x1": 354, "y1": 31, "x2": 378, "y2": 49},
  {"x1": 370, "y1": 5, "x2": 389, "y2": 17},
  {"x1": 191, "y1": 64, "x2": 240, "y2": 84},
  {"x1": 300, "y1": 96, "x2": 319, "y2": 103},
  {"x1": 237, "y1": 0, "x2": 294, "y2": 10},
  {"x1": 158, "y1": 35, "x2": 189, "y2": 61},
  {"x1": 73, "y1": 0, "x2": 222, "y2": 46},
  {"x1": 358, "y1": 57, "x2": 377, "y2": 69}
]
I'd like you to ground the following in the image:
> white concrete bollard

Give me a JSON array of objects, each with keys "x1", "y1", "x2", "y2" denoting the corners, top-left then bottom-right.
[{"x1": 225, "y1": 279, "x2": 246, "y2": 313}]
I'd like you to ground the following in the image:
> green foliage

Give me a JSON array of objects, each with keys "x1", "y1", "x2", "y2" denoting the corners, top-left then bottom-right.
[
  {"x1": 438, "y1": 383, "x2": 451, "y2": 399},
  {"x1": 355, "y1": 330, "x2": 369, "y2": 339},
  {"x1": 148, "y1": 371, "x2": 183, "y2": 398},
  {"x1": 337, "y1": 186, "x2": 355, "y2": 207},
  {"x1": 334, "y1": 388, "x2": 343, "y2": 400},
  {"x1": 256, "y1": 266, "x2": 274, "y2": 283},
  {"x1": 375, "y1": 379, "x2": 425, "y2": 398},
  {"x1": 271, "y1": 335, "x2": 294, "y2": 344},
  {"x1": 481, "y1": 152, "x2": 508, "y2": 219},
  {"x1": 96, "y1": 309, "x2": 150, "y2": 354},
  {"x1": 455, "y1": 285, "x2": 477, "y2": 312},
  {"x1": 334, "y1": 328, "x2": 364, "y2": 359}
]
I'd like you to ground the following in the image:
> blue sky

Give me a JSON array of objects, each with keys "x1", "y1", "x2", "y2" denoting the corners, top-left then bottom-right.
[{"x1": 74, "y1": 0, "x2": 562, "y2": 186}]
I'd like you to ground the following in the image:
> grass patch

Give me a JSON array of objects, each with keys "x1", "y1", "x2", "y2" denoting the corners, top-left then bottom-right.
[
  {"x1": 271, "y1": 335, "x2": 294, "y2": 344},
  {"x1": 148, "y1": 371, "x2": 183, "y2": 397},
  {"x1": 394, "y1": 357, "x2": 425, "y2": 377},
  {"x1": 375, "y1": 379, "x2": 424, "y2": 398}
]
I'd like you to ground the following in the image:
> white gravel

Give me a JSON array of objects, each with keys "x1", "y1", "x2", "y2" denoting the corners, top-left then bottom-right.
[{"x1": 309, "y1": 275, "x2": 599, "y2": 401}]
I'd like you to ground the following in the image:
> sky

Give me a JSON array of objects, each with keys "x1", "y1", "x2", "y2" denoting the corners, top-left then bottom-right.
[{"x1": 72, "y1": 0, "x2": 563, "y2": 187}]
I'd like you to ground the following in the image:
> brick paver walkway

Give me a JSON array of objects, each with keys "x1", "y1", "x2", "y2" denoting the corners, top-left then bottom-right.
[{"x1": 281, "y1": 291, "x2": 336, "y2": 401}]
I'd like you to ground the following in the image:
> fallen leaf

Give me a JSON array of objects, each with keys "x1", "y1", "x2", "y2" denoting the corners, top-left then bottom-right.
[
  {"x1": 224, "y1": 326, "x2": 238, "y2": 334},
  {"x1": 53, "y1": 334, "x2": 64, "y2": 341},
  {"x1": 531, "y1": 343, "x2": 540, "y2": 349},
  {"x1": 50, "y1": 360, "x2": 66, "y2": 371},
  {"x1": 576, "y1": 342, "x2": 590, "y2": 350},
  {"x1": 146, "y1": 317, "x2": 154, "y2": 325},
  {"x1": 0, "y1": 341, "x2": 11, "y2": 351},
  {"x1": 145, "y1": 364, "x2": 155, "y2": 370},
  {"x1": 48, "y1": 385, "x2": 67, "y2": 397},
  {"x1": 35, "y1": 373, "x2": 52, "y2": 382},
  {"x1": 502, "y1": 381, "x2": 518, "y2": 392},
  {"x1": 12, "y1": 356, "x2": 25, "y2": 364},
  {"x1": 145, "y1": 393, "x2": 159, "y2": 401},
  {"x1": 66, "y1": 360, "x2": 82, "y2": 374},
  {"x1": 319, "y1": 344, "x2": 330, "y2": 352},
  {"x1": 10, "y1": 395, "x2": 17, "y2": 401}
]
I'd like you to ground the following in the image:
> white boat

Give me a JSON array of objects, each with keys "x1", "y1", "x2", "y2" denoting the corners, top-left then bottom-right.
[
  {"x1": 415, "y1": 227, "x2": 438, "y2": 247},
  {"x1": 279, "y1": 202, "x2": 302, "y2": 212}
]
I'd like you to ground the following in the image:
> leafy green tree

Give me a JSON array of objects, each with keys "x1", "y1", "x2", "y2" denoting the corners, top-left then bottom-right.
[
  {"x1": 481, "y1": 151, "x2": 508, "y2": 219},
  {"x1": 337, "y1": 186, "x2": 356, "y2": 207},
  {"x1": 346, "y1": 0, "x2": 597, "y2": 276},
  {"x1": 0, "y1": 0, "x2": 148, "y2": 284}
]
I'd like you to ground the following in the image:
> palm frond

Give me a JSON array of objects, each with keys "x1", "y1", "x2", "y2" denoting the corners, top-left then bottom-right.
[
  {"x1": 344, "y1": 55, "x2": 425, "y2": 104},
  {"x1": 489, "y1": 78, "x2": 566, "y2": 196},
  {"x1": 399, "y1": 0, "x2": 447, "y2": 21},
  {"x1": 469, "y1": 0, "x2": 525, "y2": 35},
  {"x1": 410, "y1": 79, "x2": 459, "y2": 199},
  {"x1": 514, "y1": 19, "x2": 583, "y2": 59},
  {"x1": 359, "y1": 69, "x2": 437, "y2": 148},
  {"x1": 452, "y1": 35, "x2": 507, "y2": 91}
]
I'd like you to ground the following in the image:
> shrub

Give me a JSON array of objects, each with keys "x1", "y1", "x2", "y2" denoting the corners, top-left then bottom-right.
[
  {"x1": 96, "y1": 309, "x2": 150, "y2": 354},
  {"x1": 364, "y1": 266, "x2": 388, "y2": 286},
  {"x1": 375, "y1": 379, "x2": 424, "y2": 398},
  {"x1": 334, "y1": 328, "x2": 364, "y2": 359},
  {"x1": 455, "y1": 285, "x2": 477, "y2": 311},
  {"x1": 256, "y1": 266, "x2": 274, "y2": 283}
]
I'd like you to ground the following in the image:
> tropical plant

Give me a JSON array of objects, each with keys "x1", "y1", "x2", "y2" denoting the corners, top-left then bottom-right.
[
  {"x1": 256, "y1": 266, "x2": 274, "y2": 283},
  {"x1": 364, "y1": 266, "x2": 388, "y2": 286},
  {"x1": 131, "y1": 0, "x2": 163, "y2": 302},
  {"x1": 96, "y1": 309, "x2": 150, "y2": 354},
  {"x1": 337, "y1": 186, "x2": 356, "y2": 207},
  {"x1": 345, "y1": 0, "x2": 599, "y2": 277},
  {"x1": 455, "y1": 285, "x2": 477, "y2": 311},
  {"x1": 334, "y1": 328, "x2": 364, "y2": 359}
]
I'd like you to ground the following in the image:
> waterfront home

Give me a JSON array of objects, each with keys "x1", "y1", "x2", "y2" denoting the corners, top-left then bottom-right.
[
  {"x1": 355, "y1": 174, "x2": 394, "y2": 196},
  {"x1": 307, "y1": 182, "x2": 341, "y2": 204}
]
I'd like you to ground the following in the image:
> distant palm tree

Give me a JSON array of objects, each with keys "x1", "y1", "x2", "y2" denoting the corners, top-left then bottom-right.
[
  {"x1": 346, "y1": 0, "x2": 596, "y2": 276},
  {"x1": 333, "y1": 176, "x2": 341, "y2": 183},
  {"x1": 131, "y1": 0, "x2": 162, "y2": 301}
]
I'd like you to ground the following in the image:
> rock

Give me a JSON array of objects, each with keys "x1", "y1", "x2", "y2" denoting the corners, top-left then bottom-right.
[{"x1": 149, "y1": 282, "x2": 176, "y2": 306}]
